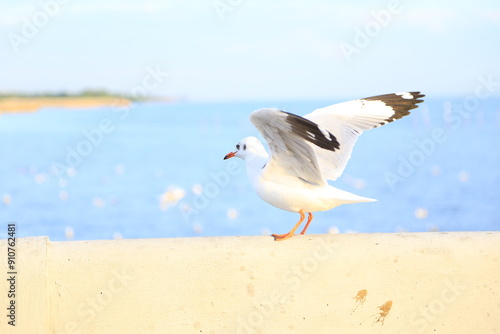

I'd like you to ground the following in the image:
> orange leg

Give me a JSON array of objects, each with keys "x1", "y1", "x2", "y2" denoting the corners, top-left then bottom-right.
[
  {"x1": 299, "y1": 212, "x2": 314, "y2": 235},
  {"x1": 272, "y1": 210, "x2": 305, "y2": 241}
]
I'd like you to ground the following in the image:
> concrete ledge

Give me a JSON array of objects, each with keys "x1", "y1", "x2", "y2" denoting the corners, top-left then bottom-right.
[{"x1": 1, "y1": 232, "x2": 499, "y2": 333}]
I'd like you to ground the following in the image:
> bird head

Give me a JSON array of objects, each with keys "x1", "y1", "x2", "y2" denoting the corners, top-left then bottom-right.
[{"x1": 223, "y1": 136, "x2": 265, "y2": 161}]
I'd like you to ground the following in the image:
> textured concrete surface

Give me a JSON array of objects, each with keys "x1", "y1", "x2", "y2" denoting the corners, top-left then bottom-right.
[{"x1": 1, "y1": 232, "x2": 499, "y2": 333}]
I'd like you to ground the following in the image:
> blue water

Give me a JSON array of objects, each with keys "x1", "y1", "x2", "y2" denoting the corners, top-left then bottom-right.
[{"x1": 0, "y1": 97, "x2": 499, "y2": 241}]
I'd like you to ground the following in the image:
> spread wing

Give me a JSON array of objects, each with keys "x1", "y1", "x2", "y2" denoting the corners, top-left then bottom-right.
[
  {"x1": 304, "y1": 92, "x2": 425, "y2": 180},
  {"x1": 250, "y1": 108, "x2": 340, "y2": 186}
]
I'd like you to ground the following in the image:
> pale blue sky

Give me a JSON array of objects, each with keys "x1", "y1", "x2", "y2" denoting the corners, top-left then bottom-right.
[{"x1": 1, "y1": 0, "x2": 499, "y2": 101}]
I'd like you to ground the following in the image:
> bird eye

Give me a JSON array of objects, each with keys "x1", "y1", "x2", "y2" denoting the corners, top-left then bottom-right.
[
  {"x1": 243, "y1": 144, "x2": 247, "y2": 150},
  {"x1": 236, "y1": 144, "x2": 240, "y2": 150}
]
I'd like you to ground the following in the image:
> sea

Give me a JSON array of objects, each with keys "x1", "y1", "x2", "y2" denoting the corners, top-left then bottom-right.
[{"x1": 0, "y1": 96, "x2": 499, "y2": 241}]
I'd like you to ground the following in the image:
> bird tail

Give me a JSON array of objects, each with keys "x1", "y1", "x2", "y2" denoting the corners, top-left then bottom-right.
[{"x1": 328, "y1": 186, "x2": 377, "y2": 205}]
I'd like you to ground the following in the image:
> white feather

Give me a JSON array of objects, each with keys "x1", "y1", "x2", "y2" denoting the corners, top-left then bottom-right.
[
  {"x1": 250, "y1": 108, "x2": 327, "y2": 186},
  {"x1": 304, "y1": 92, "x2": 423, "y2": 180}
]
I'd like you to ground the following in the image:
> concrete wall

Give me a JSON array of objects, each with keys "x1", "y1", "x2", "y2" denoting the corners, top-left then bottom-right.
[{"x1": 0, "y1": 232, "x2": 499, "y2": 333}]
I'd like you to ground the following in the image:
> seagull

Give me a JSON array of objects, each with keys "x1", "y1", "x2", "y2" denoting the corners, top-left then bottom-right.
[{"x1": 224, "y1": 92, "x2": 425, "y2": 241}]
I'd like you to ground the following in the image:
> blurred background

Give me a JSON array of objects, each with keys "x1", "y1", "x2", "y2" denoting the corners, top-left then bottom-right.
[{"x1": 0, "y1": 0, "x2": 499, "y2": 241}]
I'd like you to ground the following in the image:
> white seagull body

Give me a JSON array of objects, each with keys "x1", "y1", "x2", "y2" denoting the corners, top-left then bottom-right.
[{"x1": 224, "y1": 92, "x2": 425, "y2": 240}]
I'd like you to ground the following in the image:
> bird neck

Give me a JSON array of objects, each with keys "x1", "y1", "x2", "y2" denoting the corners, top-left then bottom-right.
[{"x1": 245, "y1": 151, "x2": 268, "y2": 182}]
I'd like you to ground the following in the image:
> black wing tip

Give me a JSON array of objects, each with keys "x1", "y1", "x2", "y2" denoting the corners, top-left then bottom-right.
[
  {"x1": 282, "y1": 111, "x2": 340, "y2": 152},
  {"x1": 364, "y1": 91, "x2": 425, "y2": 123},
  {"x1": 407, "y1": 91, "x2": 425, "y2": 105},
  {"x1": 364, "y1": 91, "x2": 425, "y2": 102}
]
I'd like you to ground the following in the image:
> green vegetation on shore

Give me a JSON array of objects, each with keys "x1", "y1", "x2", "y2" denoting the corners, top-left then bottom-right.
[
  {"x1": 0, "y1": 89, "x2": 145, "y2": 101},
  {"x1": 0, "y1": 89, "x2": 175, "y2": 113}
]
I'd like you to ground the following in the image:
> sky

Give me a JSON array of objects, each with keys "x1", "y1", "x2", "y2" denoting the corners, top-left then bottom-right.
[{"x1": 1, "y1": 0, "x2": 499, "y2": 101}]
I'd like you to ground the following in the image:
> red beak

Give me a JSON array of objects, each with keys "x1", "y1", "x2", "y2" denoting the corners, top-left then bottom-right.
[{"x1": 224, "y1": 151, "x2": 236, "y2": 160}]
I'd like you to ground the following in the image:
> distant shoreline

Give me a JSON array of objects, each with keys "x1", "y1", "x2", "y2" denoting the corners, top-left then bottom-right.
[{"x1": 0, "y1": 96, "x2": 132, "y2": 114}]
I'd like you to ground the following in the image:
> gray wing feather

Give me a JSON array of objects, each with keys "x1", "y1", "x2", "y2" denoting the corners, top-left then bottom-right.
[{"x1": 250, "y1": 108, "x2": 330, "y2": 186}]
